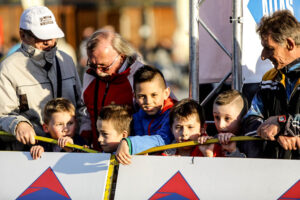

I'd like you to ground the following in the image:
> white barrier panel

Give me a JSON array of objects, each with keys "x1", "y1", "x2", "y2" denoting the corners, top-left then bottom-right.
[
  {"x1": 115, "y1": 156, "x2": 300, "y2": 200},
  {"x1": 0, "y1": 151, "x2": 110, "y2": 200}
]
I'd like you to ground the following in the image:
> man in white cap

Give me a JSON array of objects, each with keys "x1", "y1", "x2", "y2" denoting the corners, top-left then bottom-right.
[{"x1": 0, "y1": 6, "x2": 90, "y2": 149}]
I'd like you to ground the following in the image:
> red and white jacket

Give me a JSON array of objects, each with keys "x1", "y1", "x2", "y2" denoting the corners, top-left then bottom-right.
[{"x1": 81, "y1": 57, "x2": 144, "y2": 150}]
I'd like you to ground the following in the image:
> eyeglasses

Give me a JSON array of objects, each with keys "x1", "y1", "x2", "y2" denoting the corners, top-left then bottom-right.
[{"x1": 87, "y1": 54, "x2": 120, "y2": 72}]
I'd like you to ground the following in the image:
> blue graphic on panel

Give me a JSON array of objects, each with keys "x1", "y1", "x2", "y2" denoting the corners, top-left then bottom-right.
[
  {"x1": 155, "y1": 193, "x2": 191, "y2": 200},
  {"x1": 17, "y1": 188, "x2": 70, "y2": 200},
  {"x1": 248, "y1": 0, "x2": 300, "y2": 23}
]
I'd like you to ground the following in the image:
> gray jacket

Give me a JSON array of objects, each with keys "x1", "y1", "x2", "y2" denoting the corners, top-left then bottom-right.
[{"x1": 0, "y1": 43, "x2": 90, "y2": 137}]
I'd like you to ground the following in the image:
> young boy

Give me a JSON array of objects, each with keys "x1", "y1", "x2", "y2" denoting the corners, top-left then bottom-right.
[
  {"x1": 116, "y1": 65, "x2": 176, "y2": 164},
  {"x1": 96, "y1": 104, "x2": 132, "y2": 153},
  {"x1": 213, "y1": 90, "x2": 247, "y2": 157},
  {"x1": 30, "y1": 98, "x2": 86, "y2": 159},
  {"x1": 165, "y1": 98, "x2": 222, "y2": 157}
]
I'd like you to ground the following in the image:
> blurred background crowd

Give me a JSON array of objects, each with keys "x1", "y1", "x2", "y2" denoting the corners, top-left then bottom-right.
[{"x1": 0, "y1": 0, "x2": 190, "y2": 99}]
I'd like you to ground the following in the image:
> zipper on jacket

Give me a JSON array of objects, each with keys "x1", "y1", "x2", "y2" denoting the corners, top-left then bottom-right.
[
  {"x1": 147, "y1": 118, "x2": 155, "y2": 136},
  {"x1": 288, "y1": 81, "x2": 299, "y2": 104},
  {"x1": 47, "y1": 72, "x2": 55, "y2": 98},
  {"x1": 101, "y1": 82, "x2": 110, "y2": 107}
]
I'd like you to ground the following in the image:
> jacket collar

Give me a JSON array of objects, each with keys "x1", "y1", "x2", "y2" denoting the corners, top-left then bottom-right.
[
  {"x1": 276, "y1": 58, "x2": 300, "y2": 82},
  {"x1": 280, "y1": 58, "x2": 300, "y2": 74},
  {"x1": 21, "y1": 42, "x2": 57, "y2": 68},
  {"x1": 140, "y1": 97, "x2": 177, "y2": 118}
]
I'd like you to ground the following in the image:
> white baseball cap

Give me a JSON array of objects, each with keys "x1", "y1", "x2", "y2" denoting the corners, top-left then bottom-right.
[{"x1": 20, "y1": 6, "x2": 64, "y2": 40}]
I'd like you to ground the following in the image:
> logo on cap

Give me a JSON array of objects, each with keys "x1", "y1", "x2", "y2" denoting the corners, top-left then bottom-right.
[{"x1": 40, "y1": 16, "x2": 54, "y2": 26}]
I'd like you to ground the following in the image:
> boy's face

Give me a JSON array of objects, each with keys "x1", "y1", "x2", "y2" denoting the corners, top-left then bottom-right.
[
  {"x1": 172, "y1": 114, "x2": 201, "y2": 148},
  {"x1": 43, "y1": 111, "x2": 76, "y2": 139},
  {"x1": 96, "y1": 119, "x2": 124, "y2": 153},
  {"x1": 213, "y1": 102, "x2": 242, "y2": 135},
  {"x1": 135, "y1": 76, "x2": 170, "y2": 116}
]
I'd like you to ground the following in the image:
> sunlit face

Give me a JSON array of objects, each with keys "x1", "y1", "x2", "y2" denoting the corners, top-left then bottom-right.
[
  {"x1": 135, "y1": 76, "x2": 170, "y2": 116},
  {"x1": 172, "y1": 114, "x2": 201, "y2": 150},
  {"x1": 21, "y1": 30, "x2": 57, "y2": 51},
  {"x1": 213, "y1": 102, "x2": 242, "y2": 135},
  {"x1": 43, "y1": 112, "x2": 76, "y2": 139},
  {"x1": 96, "y1": 119, "x2": 124, "y2": 153},
  {"x1": 261, "y1": 35, "x2": 292, "y2": 70},
  {"x1": 87, "y1": 39, "x2": 123, "y2": 78}
]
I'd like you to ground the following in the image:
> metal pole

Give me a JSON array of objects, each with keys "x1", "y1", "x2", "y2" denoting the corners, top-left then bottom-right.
[
  {"x1": 189, "y1": 0, "x2": 199, "y2": 101},
  {"x1": 200, "y1": 71, "x2": 232, "y2": 107},
  {"x1": 232, "y1": 0, "x2": 243, "y2": 91},
  {"x1": 198, "y1": 18, "x2": 232, "y2": 59}
]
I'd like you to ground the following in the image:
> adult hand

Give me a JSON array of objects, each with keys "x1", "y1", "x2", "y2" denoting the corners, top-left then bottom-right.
[
  {"x1": 30, "y1": 145, "x2": 44, "y2": 160},
  {"x1": 15, "y1": 122, "x2": 36, "y2": 145},
  {"x1": 257, "y1": 116, "x2": 280, "y2": 140},
  {"x1": 277, "y1": 136, "x2": 300, "y2": 151},
  {"x1": 115, "y1": 140, "x2": 132, "y2": 165}
]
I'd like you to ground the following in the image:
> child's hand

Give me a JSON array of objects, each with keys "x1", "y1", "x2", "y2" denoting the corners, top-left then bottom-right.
[
  {"x1": 198, "y1": 135, "x2": 214, "y2": 157},
  {"x1": 30, "y1": 145, "x2": 44, "y2": 160},
  {"x1": 115, "y1": 140, "x2": 132, "y2": 165},
  {"x1": 218, "y1": 133, "x2": 236, "y2": 153},
  {"x1": 58, "y1": 136, "x2": 74, "y2": 148},
  {"x1": 198, "y1": 135, "x2": 212, "y2": 144}
]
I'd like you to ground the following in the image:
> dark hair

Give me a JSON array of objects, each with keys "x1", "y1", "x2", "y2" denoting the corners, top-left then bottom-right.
[
  {"x1": 213, "y1": 89, "x2": 248, "y2": 117},
  {"x1": 98, "y1": 104, "x2": 132, "y2": 135},
  {"x1": 257, "y1": 10, "x2": 300, "y2": 45},
  {"x1": 133, "y1": 65, "x2": 166, "y2": 90},
  {"x1": 20, "y1": 28, "x2": 39, "y2": 40},
  {"x1": 169, "y1": 98, "x2": 205, "y2": 127}
]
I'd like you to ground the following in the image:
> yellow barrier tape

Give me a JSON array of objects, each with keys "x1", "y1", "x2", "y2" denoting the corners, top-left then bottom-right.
[
  {"x1": 0, "y1": 131, "x2": 99, "y2": 153},
  {"x1": 104, "y1": 155, "x2": 118, "y2": 199},
  {"x1": 136, "y1": 136, "x2": 262, "y2": 155}
]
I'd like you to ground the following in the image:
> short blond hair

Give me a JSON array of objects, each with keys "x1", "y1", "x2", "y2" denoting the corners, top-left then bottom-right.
[
  {"x1": 98, "y1": 104, "x2": 132, "y2": 135},
  {"x1": 43, "y1": 98, "x2": 75, "y2": 124}
]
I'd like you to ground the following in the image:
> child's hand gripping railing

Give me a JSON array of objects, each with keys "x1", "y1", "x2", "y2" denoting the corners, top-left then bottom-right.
[
  {"x1": 136, "y1": 136, "x2": 263, "y2": 155},
  {"x1": 0, "y1": 131, "x2": 99, "y2": 153}
]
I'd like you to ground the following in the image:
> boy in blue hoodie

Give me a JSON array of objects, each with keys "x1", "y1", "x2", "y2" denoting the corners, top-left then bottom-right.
[
  {"x1": 96, "y1": 104, "x2": 132, "y2": 153},
  {"x1": 116, "y1": 65, "x2": 176, "y2": 164}
]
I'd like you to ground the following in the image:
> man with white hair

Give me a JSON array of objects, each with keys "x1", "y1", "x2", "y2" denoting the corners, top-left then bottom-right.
[
  {"x1": 82, "y1": 30, "x2": 144, "y2": 150},
  {"x1": 0, "y1": 6, "x2": 89, "y2": 149}
]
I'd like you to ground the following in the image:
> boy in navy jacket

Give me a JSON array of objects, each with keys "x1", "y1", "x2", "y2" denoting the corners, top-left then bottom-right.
[{"x1": 116, "y1": 65, "x2": 176, "y2": 164}]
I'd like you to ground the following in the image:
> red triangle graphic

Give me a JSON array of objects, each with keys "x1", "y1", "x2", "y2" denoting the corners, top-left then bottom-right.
[
  {"x1": 149, "y1": 171, "x2": 199, "y2": 200},
  {"x1": 279, "y1": 180, "x2": 300, "y2": 199},
  {"x1": 18, "y1": 167, "x2": 70, "y2": 199},
  {"x1": 19, "y1": 188, "x2": 42, "y2": 196}
]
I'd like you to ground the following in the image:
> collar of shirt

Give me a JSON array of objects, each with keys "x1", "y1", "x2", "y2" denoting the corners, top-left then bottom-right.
[{"x1": 118, "y1": 57, "x2": 129, "y2": 73}]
